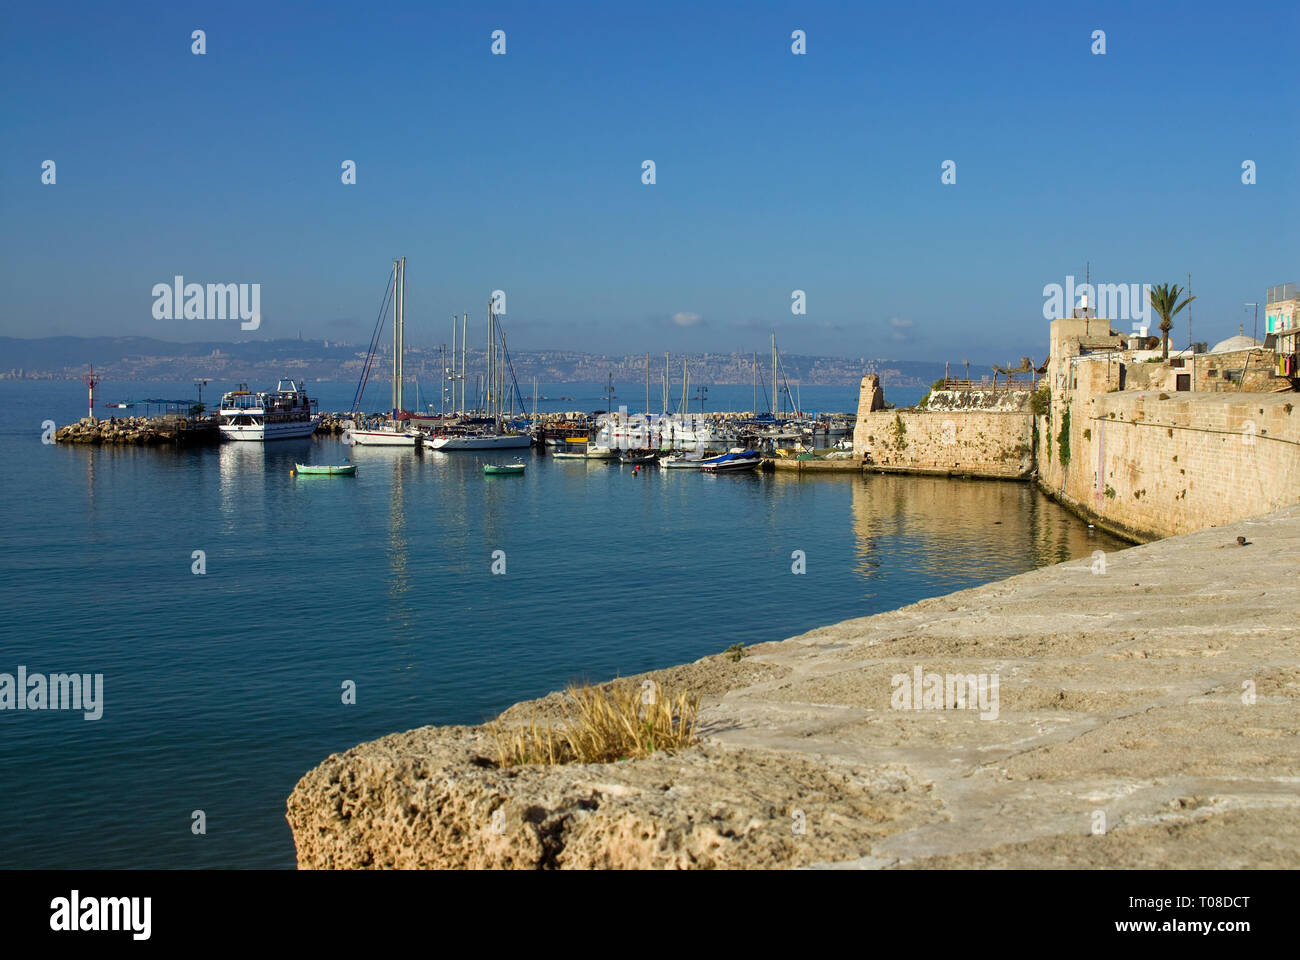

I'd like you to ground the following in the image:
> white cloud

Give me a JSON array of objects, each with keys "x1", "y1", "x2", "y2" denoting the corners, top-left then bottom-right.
[
  {"x1": 889, "y1": 317, "x2": 912, "y2": 328},
  {"x1": 671, "y1": 312, "x2": 704, "y2": 328}
]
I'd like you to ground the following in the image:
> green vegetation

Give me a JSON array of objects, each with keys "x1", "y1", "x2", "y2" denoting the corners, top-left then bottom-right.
[
  {"x1": 892, "y1": 414, "x2": 908, "y2": 451},
  {"x1": 1147, "y1": 282, "x2": 1197, "y2": 361},
  {"x1": 917, "y1": 378, "x2": 947, "y2": 409},
  {"x1": 1105, "y1": 485, "x2": 1117, "y2": 499},
  {"x1": 1029, "y1": 384, "x2": 1050, "y2": 416},
  {"x1": 724, "y1": 643, "x2": 746, "y2": 663},
  {"x1": 1057, "y1": 407, "x2": 1071, "y2": 467}
]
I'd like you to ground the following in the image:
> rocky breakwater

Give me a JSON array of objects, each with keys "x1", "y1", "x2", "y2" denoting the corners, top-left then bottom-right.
[
  {"x1": 287, "y1": 505, "x2": 1300, "y2": 868},
  {"x1": 55, "y1": 415, "x2": 218, "y2": 445}
]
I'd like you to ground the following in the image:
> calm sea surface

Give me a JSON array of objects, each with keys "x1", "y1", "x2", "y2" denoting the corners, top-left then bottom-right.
[{"x1": 0, "y1": 379, "x2": 1126, "y2": 868}]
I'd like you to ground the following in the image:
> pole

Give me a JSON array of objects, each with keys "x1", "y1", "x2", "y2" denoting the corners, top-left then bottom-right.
[
  {"x1": 391, "y1": 259, "x2": 399, "y2": 413},
  {"x1": 771, "y1": 332, "x2": 777, "y2": 417},
  {"x1": 395, "y1": 257, "x2": 400, "y2": 411},
  {"x1": 645, "y1": 353, "x2": 650, "y2": 415}
]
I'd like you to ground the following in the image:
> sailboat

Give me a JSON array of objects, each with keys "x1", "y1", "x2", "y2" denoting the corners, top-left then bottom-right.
[
  {"x1": 426, "y1": 295, "x2": 531, "y2": 450},
  {"x1": 350, "y1": 257, "x2": 420, "y2": 447}
]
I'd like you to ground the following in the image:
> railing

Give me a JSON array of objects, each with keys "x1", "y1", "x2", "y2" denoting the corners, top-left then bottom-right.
[{"x1": 937, "y1": 378, "x2": 1036, "y2": 391}]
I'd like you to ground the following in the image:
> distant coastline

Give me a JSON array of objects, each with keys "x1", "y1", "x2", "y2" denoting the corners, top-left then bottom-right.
[{"x1": 0, "y1": 335, "x2": 949, "y2": 389}]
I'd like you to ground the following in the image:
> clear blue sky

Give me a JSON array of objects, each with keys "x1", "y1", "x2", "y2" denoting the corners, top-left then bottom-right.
[{"x1": 1, "y1": 0, "x2": 1296, "y2": 363}]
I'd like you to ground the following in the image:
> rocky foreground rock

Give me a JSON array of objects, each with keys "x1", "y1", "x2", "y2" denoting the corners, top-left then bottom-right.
[{"x1": 287, "y1": 507, "x2": 1300, "y2": 868}]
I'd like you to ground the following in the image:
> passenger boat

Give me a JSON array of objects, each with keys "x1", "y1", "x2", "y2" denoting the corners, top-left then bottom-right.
[
  {"x1": 218, "y1": 379, "x2": 320, "y2": 441},
  {"x1": 292, "y1": 462, "x2": 356, "y2": 476},
  {"x1": 483, "y1": 461, "x2": 526, "y2": 475}
]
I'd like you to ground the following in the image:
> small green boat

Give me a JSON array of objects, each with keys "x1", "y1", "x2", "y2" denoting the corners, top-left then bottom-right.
[
  {"x1": 484, "y1": 461, "x2": 526, "y2": 475},
  {"x1": 293, "y1": 462, "x2": 356, "y2": 476}
]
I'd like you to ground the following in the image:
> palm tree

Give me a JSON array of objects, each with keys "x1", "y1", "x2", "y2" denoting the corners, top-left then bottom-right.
[{"x1": 1147, "y1": 283, "x2": 1197, "y2": 360}]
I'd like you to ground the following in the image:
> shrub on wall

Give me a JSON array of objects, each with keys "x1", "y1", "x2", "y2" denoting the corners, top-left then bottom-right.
[
  {"x1": 1057, "y1": 407, "x2": 1071, "y2": 467},
  {"x1": 1030, "y1": 384, "x2": 1050, "y2": 416}
]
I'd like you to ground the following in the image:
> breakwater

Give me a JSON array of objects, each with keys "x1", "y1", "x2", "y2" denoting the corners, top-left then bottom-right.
[
  {"x1": 55, "y1": 414, "x2": 219, "y2": 445},
  {"x1": 286, "y1": 504, "x2": 1300, "y2": 868}
]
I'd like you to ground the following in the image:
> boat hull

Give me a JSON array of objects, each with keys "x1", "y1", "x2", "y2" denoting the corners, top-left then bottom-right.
[
  {"x1": 219, "y1": 418, "x2": 320, "y2": 441},
  {"x1": 351, "y1": 429, "x2": 419, "y2": 447},
  {"x1": 294, "y1": 464, "x2": 356, "y2": 476},
  {"x1": 428, "y1": 433, "x2": 531, "y2": 450}
]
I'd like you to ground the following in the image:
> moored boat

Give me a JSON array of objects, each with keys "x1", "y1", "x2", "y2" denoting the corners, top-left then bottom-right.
[
  {"x1": 484, "y1": 461, "x2": 526, "y2": 475},
  {"x1": 292, "y1": 462, "x2": 356, "y2": 476},
  {"x1": 699, "y1": 449, "x2": 762, "y2": 472},
  {"x1": 218, "y1": 379, "x2": 320, "y2": 441}
]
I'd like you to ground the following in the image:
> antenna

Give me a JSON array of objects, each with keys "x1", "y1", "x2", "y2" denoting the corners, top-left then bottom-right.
[{"x1": 1244, "y1": 302, "x2": 1259, "y2": 343}]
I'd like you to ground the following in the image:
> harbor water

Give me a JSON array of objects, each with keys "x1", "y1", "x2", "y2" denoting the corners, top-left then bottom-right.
[{"x1": 0, "y1": 380, "x2": 1126, "y2": 867}]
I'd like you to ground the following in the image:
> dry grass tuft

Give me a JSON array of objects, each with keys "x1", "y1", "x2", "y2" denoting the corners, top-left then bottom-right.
[{"x1": 491, "y1": 682, "x2": 700, "y2": 767}]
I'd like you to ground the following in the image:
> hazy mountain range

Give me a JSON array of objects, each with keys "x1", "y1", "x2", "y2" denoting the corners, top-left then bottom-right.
[{"x1": 0, "y1": 336, "x2": 957, "y2": 388}]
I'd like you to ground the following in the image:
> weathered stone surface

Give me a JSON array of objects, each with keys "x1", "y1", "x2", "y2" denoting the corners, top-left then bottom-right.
[{"x1": 288, "y1": 506, "x2": 1300, "y2": 869}]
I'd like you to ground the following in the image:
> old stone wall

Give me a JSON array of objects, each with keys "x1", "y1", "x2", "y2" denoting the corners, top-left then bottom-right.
[
  {"x1": 1037, "y1": 388, "x2": 1300, "y2": 541},
  {"x1": 854, "y1": 408, "x2": 1034, "y2": 479}
]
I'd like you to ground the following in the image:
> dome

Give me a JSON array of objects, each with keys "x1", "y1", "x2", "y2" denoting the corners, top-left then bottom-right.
[{"x1": 1209, "y1": 334, "x2": 1261, "y2": 354}]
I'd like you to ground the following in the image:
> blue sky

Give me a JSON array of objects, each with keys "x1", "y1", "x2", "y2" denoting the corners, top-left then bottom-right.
[{"x1": 1, "y1": 0, "x2": 1296, "y2": 363}]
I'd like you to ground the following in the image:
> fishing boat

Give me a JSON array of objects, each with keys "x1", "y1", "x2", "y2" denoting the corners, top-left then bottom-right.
[
  {"x1": 483, "y1": 461, "x2": 526, "y2": 475},
  {"x1": 292, "y1": 462, "x2": 356, "y2": 476},
  {"x1": 619, "y1": 449, "x2": 658, "y2": 464},
  {"x1": 659, "y1": 452, "x2": 709, "y2": 468}
]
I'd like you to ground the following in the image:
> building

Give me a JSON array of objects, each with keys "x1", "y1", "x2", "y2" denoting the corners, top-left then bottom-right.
[{"x1": 1266, "y1": 282, "x2": 1299, "y2": 379}]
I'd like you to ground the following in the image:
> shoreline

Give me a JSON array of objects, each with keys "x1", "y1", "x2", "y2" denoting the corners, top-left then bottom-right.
[{"x1": 287, "y1": 505, "x2": 1299, "y2": 868}]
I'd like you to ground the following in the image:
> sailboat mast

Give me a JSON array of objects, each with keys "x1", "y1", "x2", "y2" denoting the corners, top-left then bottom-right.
[
  {"x1": 391, "y1": 259, "x2": 400, "y2": 414},
  {"x1": 486, "y1": 298, "x2": 494, "y2": 419},
  {"x1": 460, "y1": 314, "x2": 467, "y2": 416},
  {"x1": 771, "y1": 332, "x2": 777, "y2": 418},
  {"x1": 450, "y1": 316, "x2": 457, "y2": 416},
  {"x1": 395, "y1": 257, "x2": 400, "y2": 411}
]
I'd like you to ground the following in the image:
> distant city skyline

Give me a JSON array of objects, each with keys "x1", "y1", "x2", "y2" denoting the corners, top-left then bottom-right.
[{"x1": 2, "y1": 1, "x2": 1295, "y2": 362}]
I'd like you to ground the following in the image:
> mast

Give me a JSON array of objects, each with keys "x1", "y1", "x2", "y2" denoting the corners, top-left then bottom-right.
[
  {"x1": 460, "y1": 314, "x2": 468, "y2": 416},
  {"x1": 395, "y1": 257, "x2": 400, "y2": 411},
  {"x1": 771, "y1": 332, "x2": 778, "y2": 417},
  {"x1": 391, "y1": 258, "x2": 400, "y2": 414},
  {"x1": 450, "y1": 316, "x2": 457, "y2": 416},
  {"x1": 487, "y1": 297, "x2": 494, "y2": 420},
  {"x1": 663, "y1": 351, "x2": 669, "y2": 414},
  {"x1": 645, "y1": 353, "x2": 650, "y2": 415}
]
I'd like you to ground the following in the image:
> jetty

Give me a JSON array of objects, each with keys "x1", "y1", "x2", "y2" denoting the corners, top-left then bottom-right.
[{"x1": 286, "y1": 503, "x2": 1300, "y2": 868}]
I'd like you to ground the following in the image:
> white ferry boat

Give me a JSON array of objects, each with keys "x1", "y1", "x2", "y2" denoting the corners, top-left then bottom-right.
[{"x1": 218, "y1": 379, "x2": 321, "y2": 441}]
